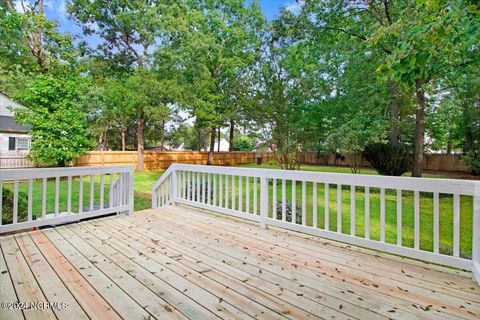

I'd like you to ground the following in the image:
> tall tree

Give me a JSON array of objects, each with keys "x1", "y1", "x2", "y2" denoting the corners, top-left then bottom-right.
[
  {"x1": 375, "y1": 0, "x2": 480, "y2": 176},
  {"x1": 301, "y1": 0, "x2": 403, "y2": 144},
  {"x1": 165, "y1": 0, "x2": 264, "y2": 164},
  {"x1": 69, "y1": 0, "x2": 180, "y2": 170}
]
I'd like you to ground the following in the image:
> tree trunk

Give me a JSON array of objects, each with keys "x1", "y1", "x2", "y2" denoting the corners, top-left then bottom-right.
[
  {"x1": 217, "y1": 127, "x2": 221, "y2": 152},
  {"x1": 229, "y1": 119, "x2": 234, "y2": 152},
  {"x1": 97, "y1": 133, "x2": 103, "y2": 151},
  {"x1": 412, "y1": 80, "x2": 425, "y2": 177},
  {"x1": 207, "y1": 127, "x2": 216, "y2": 165},
  {"x1": 197, "y1": 128, "x2": 201, "y2": 151},
  {"x1": 137, "y1": 113, "x2": 145, "y2": 172},
  {"x1": 161, "y1": 120, "x2": 165, "y2": 149},
  {"x1": 121, "y1": 130, "x2": 126, "y2": 151},
  {"x1": 389, "y1": 81, "x2": 399, "y2": 143}
]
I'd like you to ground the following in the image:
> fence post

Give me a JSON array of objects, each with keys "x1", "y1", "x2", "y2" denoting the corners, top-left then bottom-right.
[
  {"x1": 260, "y1": 176, "x2": 268, "y2": 229},
  {"x1": 473, "y1": 182, "x2": 480, "y2": 285},
  {"x1": 128, "y1": 166, "x2": 134, "y2": 214}
]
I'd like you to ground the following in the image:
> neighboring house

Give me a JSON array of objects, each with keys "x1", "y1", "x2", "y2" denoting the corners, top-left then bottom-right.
[
  {"x1": 0, "y1": 92, "x2": 33, "y2": 168},
  {"x1": 0, "y1": 92, "x2": 31, "y2": 151},
  {"x1": 177, "y1": 138, "x2": 230, "y2": 151}
]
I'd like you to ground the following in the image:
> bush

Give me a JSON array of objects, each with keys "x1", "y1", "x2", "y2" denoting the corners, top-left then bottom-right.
[
  {"x1": 232, "y1": 136, "x2": 254, "y2": 151},
  {"x1": 2, "y1": 187, "x2": 29, "y2": 224},
  {"x1": 363, "y1": 142, "x2": 412, "y2": 176},
  {"x1": 463, "y1": 151, "x2": 480, "y2": 176},
  {"x1": 275, "y1": 201, "x2": 302, "y2": 224}
]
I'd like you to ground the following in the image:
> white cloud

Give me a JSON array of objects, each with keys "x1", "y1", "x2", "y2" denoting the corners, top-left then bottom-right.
[
  {"x1": 56, "y1": 0, "x2": 67, "y2": 21},
  {"x1": 14, "y1": 0, "x2": 25, "y2": 13},
  {"x1": 285, "y1": 0, "x2": 304, "y2": 15},
  {"x1": 14, "y1": 0, "x2": 54, "y2": 13}
]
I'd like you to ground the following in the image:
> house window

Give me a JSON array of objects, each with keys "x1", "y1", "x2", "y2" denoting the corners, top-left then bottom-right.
[
  {"x1": 17, "y1": 138, "x2": 30, "y2": 150},
  {"x1": 8, "y1": 137, "x2": 15, "y2": 150}
]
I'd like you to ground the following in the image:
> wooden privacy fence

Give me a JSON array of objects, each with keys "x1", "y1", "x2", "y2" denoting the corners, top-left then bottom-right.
[
  {"x1": 76, "y1": 151, "x2": 275, "y2": 170},
  {"x1": 301, "y1": 152, "x2": 469, "y2": 173},
  {"x1": 76, "y1": 151, "x2": 467, "y2": 173}
]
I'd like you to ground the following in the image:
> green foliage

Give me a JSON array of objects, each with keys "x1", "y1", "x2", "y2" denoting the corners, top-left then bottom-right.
[
  {"x1": 232, "y1": 135, "x2": 254, "y2": 151},
  {"x1": 275, "y1": 201, "x2": 302, "y2": 224},
  {"x1": 15, "y1": 75, "x2": 94, "y2": 166},
  {"x1": 463, "y1": 152, "x2": 480, "y2": 176},
  {"x1": 363, "y1": 142, "x2": 412, "y2": 176},
  {"x1": 2, "y1": 187, "x2": 28, "y2": 225}
]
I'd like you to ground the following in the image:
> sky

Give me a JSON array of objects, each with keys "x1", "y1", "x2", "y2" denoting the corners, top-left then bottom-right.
[{"x1": 14, "y1": 0, "x2": 302, "y2": 49}]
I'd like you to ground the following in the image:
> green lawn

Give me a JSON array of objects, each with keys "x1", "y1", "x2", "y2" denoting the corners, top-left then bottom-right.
[{"x1": 3, "y1": 164, "x2": 473, "y2": 258}]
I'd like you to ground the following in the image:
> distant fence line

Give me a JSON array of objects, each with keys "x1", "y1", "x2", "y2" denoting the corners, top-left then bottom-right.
[
  {"x1": 301, "y1": 152, "x2": 468, "y2": 173},
  {"x1": 0, "y1": 150, "x2": 34, "y2": 168},
  {"x1": 76, "y1": 151, "x2": 275, "y2": 170},
  {"x1": 74, "y1": 150, "x2": 468, "y2": 173}
]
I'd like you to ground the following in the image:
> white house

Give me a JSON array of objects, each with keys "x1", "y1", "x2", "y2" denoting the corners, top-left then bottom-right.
[
  {"x1": 177, "y1": 138, "x2": 230, "y2": 151},
  {"x1": 0, "y1": 92, "x2": 31, "y2": 152}
]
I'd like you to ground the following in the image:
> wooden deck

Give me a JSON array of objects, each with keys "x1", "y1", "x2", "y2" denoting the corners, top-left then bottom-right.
[{"x1": 1, "y1": 206, "x2": 479, "y2": 320}]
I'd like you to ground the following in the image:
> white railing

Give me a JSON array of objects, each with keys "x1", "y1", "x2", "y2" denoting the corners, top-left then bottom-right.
[
  {"x1": 152, "y1": 164, "x2": 480, "y2": 284},
  {"x1": 0, "y1": 166, "x2": 134, "y2": 233}
]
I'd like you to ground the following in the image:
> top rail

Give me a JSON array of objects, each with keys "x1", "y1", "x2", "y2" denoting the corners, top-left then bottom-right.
[
  {"x1": 1, "y1": 166, "x2": 133, "y2": 180},
  {"x1": 166, "y1": 164, "x2": 476, "y2": 195}
]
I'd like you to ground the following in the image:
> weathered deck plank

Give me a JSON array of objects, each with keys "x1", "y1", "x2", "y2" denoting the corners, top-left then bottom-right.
[
  {"x1": 28, "y1": 230, "x2": 121, "y2": 320},
  {"x1": 1, "y1": 235, "x2": 56, "y2": 320},
  {"x1": 14, "y1": 232, "x2": 87, "y2": 319},
  {"x1": 119, "y1": 208, "x2": 459, "y2": 319},
  {"x1": 1, "y1": 205, "x2": 479, "y2": 320},
  {"x1": 0, "y1": 245, "x2": 24, "y2": 320}
]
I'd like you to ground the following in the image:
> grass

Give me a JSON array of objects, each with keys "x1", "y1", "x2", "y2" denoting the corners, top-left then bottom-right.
[
  {"x1": 236, "y1": 162, "x2": 447, "y2": 178},
  {"x1": 187, "y1": 163, "x2": 473, "y2": 258},
  {"x1": 3, "y1": 163, "x2": 473, "y2": 258}
]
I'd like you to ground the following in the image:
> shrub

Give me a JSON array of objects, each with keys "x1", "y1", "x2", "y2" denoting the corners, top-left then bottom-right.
[
  {"x1": 2, "y1": 187, "x2": 29, "y2": 224},
  {"x1": 363, "y1": 142, "x2": 412, "y2": 176},
  {"x1": 275, "y1": 201, "x2": 302, "y2": 224},
  {"x1": 463, "y1": 151, "x2": 480, "y2": 176},
  {"x1": 232, "y1": 136, "x2": 254, "y2": 151}
]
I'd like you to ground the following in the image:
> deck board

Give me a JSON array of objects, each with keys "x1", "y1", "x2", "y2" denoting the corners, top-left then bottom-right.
[
  {"x1": 0, "y1": 245, "x2": 23, "y2": 320},
  {"x1": 1, "y1": 205, "x2": 479, "y2": 320}
]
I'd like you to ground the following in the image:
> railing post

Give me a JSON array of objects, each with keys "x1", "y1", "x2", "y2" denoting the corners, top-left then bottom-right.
[
  {"x1": 128, "y1": 166, "x2": 134, "y2": 214},
  {"x1": 170, "y1": 168, "x2": 177, "y2": 205},
  {"x1": 260, "y1": 176, "x2": 268, "y2": 229},
  {"x1": 473, "y1": 182, "x2": 480, "y2": 285}
]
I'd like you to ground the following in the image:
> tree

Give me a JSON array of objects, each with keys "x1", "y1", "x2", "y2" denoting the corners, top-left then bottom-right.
[
  {"x1": 1, "y1": 0, "x2": 76, "y2": 95},
  {"x1": 15, "y1": 75, "x2": 94, "y2": 166},
  {"x1": 375, "y1": 0, "x2": 480, "y2": 176},
  {"x1": 300, "y1": 0, "x2": 404, "y2": 144},
  {"x1": 102, "y1": 77, "x2": 136, "y2": 151},
  {"x1": 248, "y1": 9, "x2": 332, "y2": 170},
  {"x1": 164, "y1": 0, "x2": 264, "y2": 164},
  {"x1": 69, "y1": 0, "x2": 180, "y2": 170}
]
